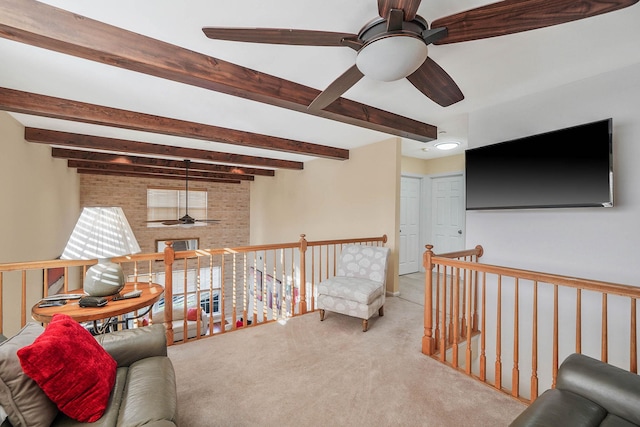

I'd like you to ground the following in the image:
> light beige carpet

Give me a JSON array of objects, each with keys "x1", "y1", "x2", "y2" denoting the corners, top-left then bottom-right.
[{"x1": 168, "y1": 294, "x2": 525, "y2": 426}]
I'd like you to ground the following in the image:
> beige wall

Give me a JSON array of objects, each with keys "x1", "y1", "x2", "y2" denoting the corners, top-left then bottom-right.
[
  {"x1": 0, "y1": 112, "x2": 80, "y2": 335},
  {"x1": 401, "y1": 154, "x2": 464, "y2": 175},
  {"x1": 0, "y1": 112, "x2": 80, "y2": 263},
  {"x1": 250, "y1": 137, "x2": 401, "y2": 293},
  {"x1": 79, "y1": 175, "x2": 250, "y2": 253}
]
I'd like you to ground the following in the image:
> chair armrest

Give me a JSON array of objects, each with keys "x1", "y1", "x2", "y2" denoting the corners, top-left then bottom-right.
[{"x1": 94, "y1": 324, "x2": 167, "y2": 367}]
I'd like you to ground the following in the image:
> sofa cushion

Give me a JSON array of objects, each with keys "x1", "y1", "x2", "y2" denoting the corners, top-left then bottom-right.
[
  {"x1": 117, "y1": 356, "x2": 177, "y2": 426},
  {"x1": 17, "y1": 314, "x2": 117, "y2": 423},
  {"x1": 0, "y1": 323, "x2": 58, "y2": 427},
  {"x1": 317, "y1": 276, "x2": 384, "y2": 304}
]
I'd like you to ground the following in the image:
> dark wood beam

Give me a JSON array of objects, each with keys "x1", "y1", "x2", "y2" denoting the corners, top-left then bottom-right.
[
  {"x1": 76, "y1": 168, "x2": 241, "y2": 184},
  {"x1": 51, "y1": 148, "x2": 274, "y2": 177},
  {"x1": 26, "y1": 128, "x2": 303, "y2": 170},
  {"x1": 0, "y1": 0, "x2": 437, "y2": 142},
  {"x1": 0, "y1": 88, "x2": 346, "y2": 160},
  {"x1": 67, "y1": 160, "x2": 254, "y2": 181}
]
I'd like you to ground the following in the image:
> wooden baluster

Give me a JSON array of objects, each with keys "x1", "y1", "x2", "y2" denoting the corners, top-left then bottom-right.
[
  {"x1": 465, "y1": 271, "x2": 472, "y2": 375},
  {"x1": 495, "y1": 275, "x2": 502, "y2": 390},
  {"x1": 299, "y1": 235, "x2": 307, "y2": 314},
  {"x1": 440, "y1": 265, "x2": 448, "y2": 363},
  {"x1": 602, "y1": 293, "x2": 608, "y2": 363},
  {"x1": 461, "y1": 266, "x2": 467, "y2": 336},
  {"x1": 435, "y1": 264, "x2": 441, "y2": 351},
  {"x1": 448, "y1": 268, "x2": 454, "y2": 345},
  {"x1": 480, "y1": 272, "x2": 487, "y2": 382},
  {"x1": 21, "y1": 270, "x2": 27, "y2": 327},
  {"x1": 243, "y1": 254, "x2": 249, "y2": 327},
  {"x1": 422, "y1": 245, "x2": 435, "y2": 355},
  {"x1": 218, "y1": 253, "x2": 225, "y2": 334},
  {"x1": 473, "y1": 268, "x2": 479, "y2": 332},
  {"x1": 531, "y1": 281, "x2": 539, "y2": 402},
  {"x1": 576, "y1": 289, "x2": 582, "y2": 353},
  {"x1": 552, "y1": 284, "x2": 559, "y2": 388},
  {"x1": 631, "y1": 298, "x2": 637, "y2": 374},
  {"x1": 452, "y1": 267, "x2": 460, "y2": 368},
  {"x1": 512, "y1": 278, "x2": 519, "y2": 398},
  {"x1": 164, "y1": 242, "x2": 175, "y2": 345},
  {"x1": 310, "y1": 246, "x2": 315, "y2": 313},
  {"x1": 231, "y1": 253, "x2": 237, "y2": 329}
]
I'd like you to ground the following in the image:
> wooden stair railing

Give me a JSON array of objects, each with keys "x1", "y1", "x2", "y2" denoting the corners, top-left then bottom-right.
[{"x1": 422, "y1": 244, "x2": 640, "y2": 404}]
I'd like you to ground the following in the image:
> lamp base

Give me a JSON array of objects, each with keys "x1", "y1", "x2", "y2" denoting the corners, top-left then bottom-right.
[{"x1": 84, "y1": 259, "x2": 125, "y2": 297}]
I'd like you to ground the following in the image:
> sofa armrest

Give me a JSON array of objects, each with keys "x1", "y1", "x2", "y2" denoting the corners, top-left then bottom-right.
[
  {"x1": 94, "y1": 324, "x2": 167, "y2": 367},
  {"x1": 557, "y1": 353, "x2": 640, "y2": 425}
]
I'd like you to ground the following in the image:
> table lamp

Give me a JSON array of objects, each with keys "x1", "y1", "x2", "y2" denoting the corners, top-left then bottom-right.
[{"x1": 61, "y1": 207, "x2": 141, "y2": 296}]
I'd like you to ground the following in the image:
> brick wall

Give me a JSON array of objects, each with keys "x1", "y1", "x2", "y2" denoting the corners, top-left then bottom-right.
[{"x1": 79, "y1": 174, "x2": 250, "y2": 253}]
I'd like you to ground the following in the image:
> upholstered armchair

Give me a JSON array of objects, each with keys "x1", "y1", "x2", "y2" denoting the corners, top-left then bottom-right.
[{"x1": 317, "y1": 245, "x2": 390, "y2": 332}]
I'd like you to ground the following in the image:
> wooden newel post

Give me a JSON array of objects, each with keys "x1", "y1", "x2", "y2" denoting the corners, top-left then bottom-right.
[
  {"x1": 164, "y1": 242, "x2": 175, "y2": 345},
  {"x1": 298, "y1": 234, "x2": 308, "y2": 314},
  {"x1": 422, "y1": 244, "x2": 436, "y2": 355}
]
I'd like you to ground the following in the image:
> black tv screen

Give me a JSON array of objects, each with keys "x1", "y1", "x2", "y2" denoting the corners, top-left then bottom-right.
[{"x1": 465, "y1": 118, "x2": 613, "y2": 210}]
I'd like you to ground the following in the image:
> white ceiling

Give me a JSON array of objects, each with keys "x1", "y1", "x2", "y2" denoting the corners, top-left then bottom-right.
[{"x1": 2, "y1": 0, "x2": 640, "y2": 165}]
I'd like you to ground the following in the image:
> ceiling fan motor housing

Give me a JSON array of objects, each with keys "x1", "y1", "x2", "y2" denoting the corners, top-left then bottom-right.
[{"x1": 355, "y1": 16, "x2": 430, "y2": 81}]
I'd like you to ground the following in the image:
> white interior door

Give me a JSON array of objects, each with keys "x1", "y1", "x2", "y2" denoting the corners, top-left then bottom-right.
[
  {"x1": 431, "y1": 175, "x2": 465, "y2": 254},
  {"x1": 399, "y1": 176, "x2": 421, "y2": 275}
]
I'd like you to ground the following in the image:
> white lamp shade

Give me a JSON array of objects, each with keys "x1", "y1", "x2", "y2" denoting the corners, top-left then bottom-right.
[
  {"x1": 61, "y1": 207, "x2": 141, "y2": 260},
  {"x1": 356, "y1": 35, "x2": 428, "y2": 82}
]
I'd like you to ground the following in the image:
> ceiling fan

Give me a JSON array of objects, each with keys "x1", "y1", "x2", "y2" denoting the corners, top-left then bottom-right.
[
  {"x1": 203, "y1": 0, "x2": 638, "y2": 110},
  {"x1": 146, "y1": 160, "x2": 220, "y2": 227}
]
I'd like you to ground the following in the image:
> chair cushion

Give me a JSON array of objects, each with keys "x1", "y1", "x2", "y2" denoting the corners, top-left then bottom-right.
[
  {"x1": 337, "y1": 245, "x2": 389, "y2": 282},
  {"x1": 317, "y1": 276, "x2": 384, "y2": 305},
  {"x1": 0, "y1": 323, "x2": 58, "y2": 427}
]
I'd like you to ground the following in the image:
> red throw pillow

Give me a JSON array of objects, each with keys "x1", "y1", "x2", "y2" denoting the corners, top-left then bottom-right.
[
  {"x1": 187, "y1": 307, "x2": 200, "y2": 321},
  {"x1": 17, "y1": 314, "x2": 117, "y2": 423}
]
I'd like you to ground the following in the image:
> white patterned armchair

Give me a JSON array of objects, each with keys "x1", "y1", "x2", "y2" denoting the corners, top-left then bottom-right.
[{"x1": 317, "y1": 245, "x2": 390, "y2": 332}]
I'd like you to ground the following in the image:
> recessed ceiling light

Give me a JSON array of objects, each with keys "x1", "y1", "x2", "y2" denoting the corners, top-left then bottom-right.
[{"x1": 434, "y1": 141, "x2": 460, "y2": 151}]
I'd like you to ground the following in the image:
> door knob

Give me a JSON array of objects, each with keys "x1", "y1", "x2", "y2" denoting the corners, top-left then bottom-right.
[{"x1": 458, "y1": 230, "x2": 462, "y2": 234}]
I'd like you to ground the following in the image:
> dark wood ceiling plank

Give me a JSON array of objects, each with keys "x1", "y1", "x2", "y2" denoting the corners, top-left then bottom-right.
[
  {"x1": 0, "y1": 0, "x2": 437, "y2": 142},
  {"x1": 26, "y1": 128, "x2": 303, "y2": 170},
  {"x1": 76, "y1": 168, "x2": 241, "y2": 184},
  {"x1": 51, "y1": 148, "x2": 274, "y2": 176},
  {"x1": 0, "y1": 88, "x2": 346, "y2": 160},
  {"x1": 67, "y1": 160, "x2": 254, "y2": 181}
]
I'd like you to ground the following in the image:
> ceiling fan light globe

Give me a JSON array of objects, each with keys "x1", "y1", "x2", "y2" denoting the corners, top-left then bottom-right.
[{"x1": 356, "y1": 35, "x2": 428, "y2": 82}]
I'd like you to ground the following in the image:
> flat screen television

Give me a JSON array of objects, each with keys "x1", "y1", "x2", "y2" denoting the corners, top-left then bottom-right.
[{"x1": 465, "y1": 118, "x2": 613, "y2": 210}]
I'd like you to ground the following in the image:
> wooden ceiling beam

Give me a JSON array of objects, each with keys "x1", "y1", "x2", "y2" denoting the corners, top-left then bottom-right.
[
  {"x1": 0, "y1": 0, "x2": 437, "y2": 142},
  {"x1": 75, "y1": 168, "x2": 241, "y2": 184},
  {"x1": 0, "y1": 88, "x2": 346, "y2": 160},
  {"x1": 67, "y1": 160, "x2": 254, "y2": 181},
  {"x1": 51, "y1": 148, "x2": 274, "y2": 177},
  {"x1": 26, "y1": 128, "x2": 303, "y2": 170}
]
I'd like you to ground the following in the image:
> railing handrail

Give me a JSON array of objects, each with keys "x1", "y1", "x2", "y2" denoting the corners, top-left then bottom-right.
[{"x1": 430, "y1": 256, "x2": 640, "y2": 300}]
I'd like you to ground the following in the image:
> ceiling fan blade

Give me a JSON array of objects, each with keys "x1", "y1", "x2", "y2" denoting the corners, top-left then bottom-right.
[
  {"x1": 378, "y1": 0, "x2": 422, "y2": 21},
  {"x1": 195, "y1": 219, "x2": 221, "y2": 223},
  {"x1": 202, "y1": 27, "x2": 358, "y2": 46},
  {"x1": 161, "y1": 220, "x2": 182, "y2": 226},
  {"x1": 432, "y1": 0, "x2": 639, "y2": 45},
  {"x1": 308, "y1": 65, "x2": 364, "y2": 111},
  {"x1": 406, "y1": 58, "x2": 464, "y2": 107}
]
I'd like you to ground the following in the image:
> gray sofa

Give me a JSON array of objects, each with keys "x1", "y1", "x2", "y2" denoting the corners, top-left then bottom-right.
[
  {"x1": 510, "y1": 353, "x2": 640, "y2": 427},
  {"x1": 0, "y1": 324, "x2": 177, "y2": 427}
]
